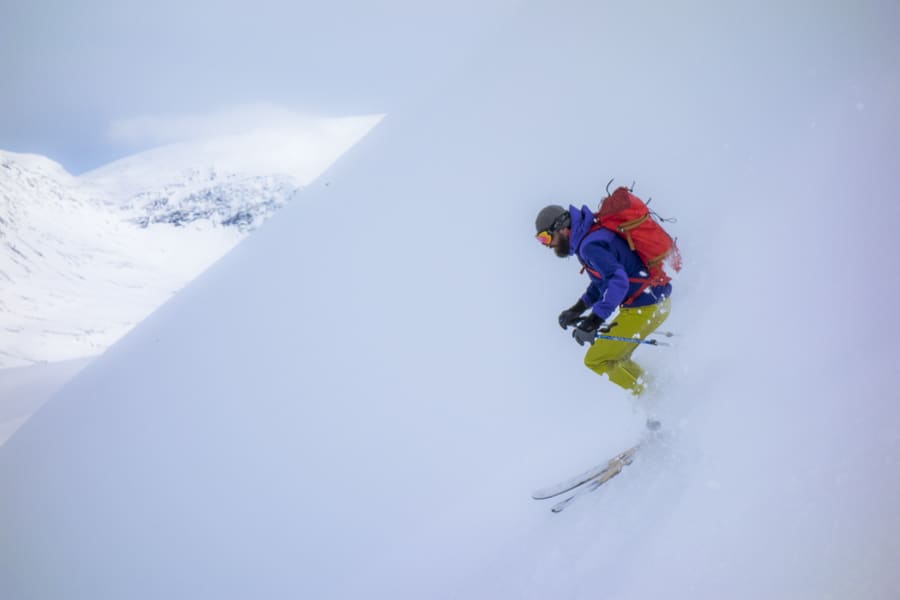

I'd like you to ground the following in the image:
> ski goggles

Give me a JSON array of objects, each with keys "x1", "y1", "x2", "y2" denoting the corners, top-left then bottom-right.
[{"x1": 535, "y1": 211, "x2": 570, "y2": 247}]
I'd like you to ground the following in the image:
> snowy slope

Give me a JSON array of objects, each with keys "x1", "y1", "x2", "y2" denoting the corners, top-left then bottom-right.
[
  {"x1": 0, "y1": 359, "x2": 92, "y2": 446},
  {"x1": 1, "y1": 3, "x2": 899, "y2": 600},
  {"x1": 0, "y1": 149, "x2": 200, "y2": 367},
  {"x1": 0, "y1": 115, "x2": 379, "y2": 367}
]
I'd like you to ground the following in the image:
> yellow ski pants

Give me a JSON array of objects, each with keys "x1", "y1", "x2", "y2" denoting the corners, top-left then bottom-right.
[{"x1": 583, "y1": 297, "x2": 671, "y2": 395}]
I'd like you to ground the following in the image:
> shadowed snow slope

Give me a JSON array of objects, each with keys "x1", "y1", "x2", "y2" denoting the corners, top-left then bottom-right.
[{"x1": 2, "y1": 3, "x2": 900, "y2": 599}]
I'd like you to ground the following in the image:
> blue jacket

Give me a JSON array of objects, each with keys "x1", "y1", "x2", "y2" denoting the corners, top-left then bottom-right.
[{"x1": 568, "y1": 205, "x2": 672, "y2": 320}]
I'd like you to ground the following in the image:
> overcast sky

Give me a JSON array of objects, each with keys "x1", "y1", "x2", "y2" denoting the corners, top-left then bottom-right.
[
  {"x1": 3, "y1": 1, "x2": 898, "y2": 175},
  {"x1": 1, "y1": 0, "x2": 513, "y2": 173}
]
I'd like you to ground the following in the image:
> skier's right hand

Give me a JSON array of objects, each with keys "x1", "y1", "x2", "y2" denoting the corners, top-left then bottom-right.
[
  {"x1": 558, "y1": 299, "x2": 588, "y2": 329},
  {"x1": 572, "y1": 313, "x2": 603, "y2": 346}
]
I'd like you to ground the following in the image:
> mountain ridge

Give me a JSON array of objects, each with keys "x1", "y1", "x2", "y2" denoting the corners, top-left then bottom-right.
[{"x1": 0, "y1": 116, "x2": 380, "y2": 367}]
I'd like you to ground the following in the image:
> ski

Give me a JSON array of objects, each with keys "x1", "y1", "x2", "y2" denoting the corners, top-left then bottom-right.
[
  {"x1": 531, "y1": 444, "x2": 640, "y2": 511},
  {"x1": 550, "y1": 446, "x2": 637, "y2": 512},
  {"x1": 532, "y1": 455, "x2": 627, "y2": 500}
]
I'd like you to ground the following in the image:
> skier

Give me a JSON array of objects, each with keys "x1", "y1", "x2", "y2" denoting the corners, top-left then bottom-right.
[{"x1": 534, "y1": 204, "x2": 672, "y2": 397}]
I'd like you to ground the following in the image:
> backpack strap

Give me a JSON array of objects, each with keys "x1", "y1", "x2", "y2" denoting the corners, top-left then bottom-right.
[
  {"x1": 578, "y1": 261, "x2": 662, "y2": 306},
  {"x1": 578, "y1": 223, "x2": 669, "y2": 306},
  {"x1": 613, "y1": 213, "x2": 649, "y2": 251}
]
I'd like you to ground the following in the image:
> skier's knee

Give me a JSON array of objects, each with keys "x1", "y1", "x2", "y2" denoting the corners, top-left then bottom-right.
[{"x1": 584, "y1": 354, "x2": 612, "y2": 374}]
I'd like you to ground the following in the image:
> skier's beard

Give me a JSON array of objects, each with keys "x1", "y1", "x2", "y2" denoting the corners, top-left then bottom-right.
[{"x1": 554, "y1": 235, "x2": 570, "y2": 258}]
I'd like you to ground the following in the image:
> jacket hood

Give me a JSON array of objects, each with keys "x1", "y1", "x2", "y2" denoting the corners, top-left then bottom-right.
[{"x1": 567, "y1": 205, "x2": 603, "y2": 256}]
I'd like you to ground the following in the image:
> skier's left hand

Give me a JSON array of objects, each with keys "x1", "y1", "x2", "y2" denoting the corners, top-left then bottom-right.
[{"x1": 572, "y1": 313, "x2": 604, "y2": 346}]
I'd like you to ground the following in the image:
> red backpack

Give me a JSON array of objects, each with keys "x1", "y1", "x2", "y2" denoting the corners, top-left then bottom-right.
[{"x1": 584, "y1": 186, "x2": 682, "y2": 305}]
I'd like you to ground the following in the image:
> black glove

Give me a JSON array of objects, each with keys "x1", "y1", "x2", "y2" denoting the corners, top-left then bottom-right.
[
  {"x1": 572, "y1": 313, "x2": 604, "y2": 346},
  {"x1": 558, "y1": 299, "x2": 587, "y2": 330}
]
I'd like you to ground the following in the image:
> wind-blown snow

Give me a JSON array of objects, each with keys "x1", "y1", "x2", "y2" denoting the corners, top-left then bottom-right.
[{"x1": 1, "y1": 3, "x2": 899, "y2": 599}]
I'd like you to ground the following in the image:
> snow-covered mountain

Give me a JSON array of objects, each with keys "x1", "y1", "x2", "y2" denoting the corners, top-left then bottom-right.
[
  {"x1": 0, "y1": 115, "x2": 379, "y2": 368},
  {"x1": 82, "y1": 118, "x2": 381, "y2": 230},
  {"x1": 99, "y1": 167, "x2": 302, "y2": 232}
]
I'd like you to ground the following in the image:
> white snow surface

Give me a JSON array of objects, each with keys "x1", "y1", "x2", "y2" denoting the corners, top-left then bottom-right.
[
  {"x1": 2, "y1": 3, "x2": 900, "y2": 599},
  {"x1": 0, "y1": 114, "x2": 379, "y2": 367},
  {"x1": 0, "y1": 359, "x2": 92, "y2": 446}
]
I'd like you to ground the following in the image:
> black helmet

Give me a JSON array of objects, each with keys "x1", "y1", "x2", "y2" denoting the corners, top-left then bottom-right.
[{"x1": 535, "y1": 205, "x2": 570, "y2": 234}]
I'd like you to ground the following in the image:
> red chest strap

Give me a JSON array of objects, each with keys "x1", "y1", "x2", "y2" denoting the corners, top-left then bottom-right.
[{"x1": 578, "y1": 262, "x2": 668, "y2": 306}]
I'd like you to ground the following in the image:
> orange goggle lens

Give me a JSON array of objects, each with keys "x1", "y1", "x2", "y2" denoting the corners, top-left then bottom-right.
[{"x1": 535, "y1": 230, "x2": 553, "y2": 246}]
